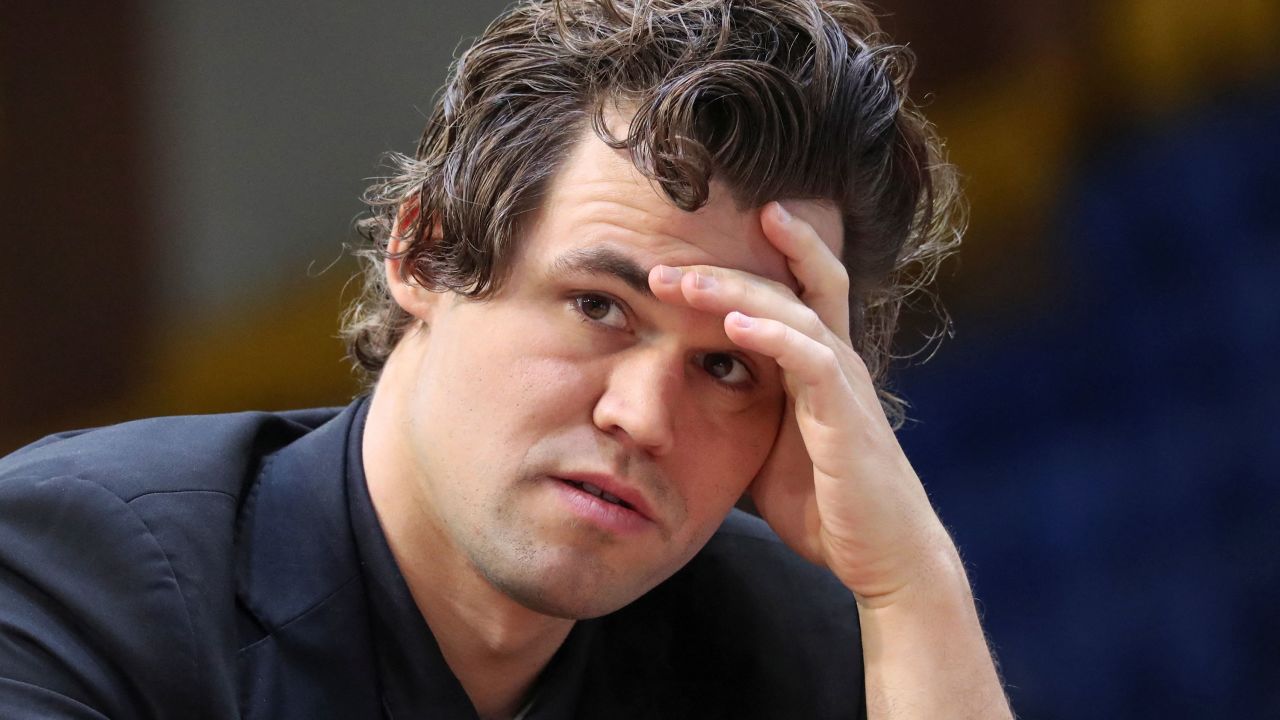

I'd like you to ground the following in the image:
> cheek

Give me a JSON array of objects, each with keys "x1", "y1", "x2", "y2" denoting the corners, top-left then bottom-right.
[
  {"x1": 504, "y1": 355, "x2": 598, "y2": 426},
  {"x1": 673, "y1": 402, "x2": 781, "y2": 513},
  {"x1": 440, "y1": 303, "x2": 591, "y2": 412},
  {"x1": 468, "y1": 325, "x2": 603, "y2": 438},
  {"x1": 414, "y1": 343, "x2": 596, "y2": 508}
]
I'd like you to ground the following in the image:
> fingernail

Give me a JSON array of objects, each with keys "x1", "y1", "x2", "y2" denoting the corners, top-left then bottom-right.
[
  {"x1": 731, "y1": 312, "x2": 754, "y2": 328},
  {"x1": 774, "y1": 202, "x2": 791, "y2": 223},
  {"x1": 694, "y1": 272, "x2": 717, "y2": 290},
  {"x1": 656, "y1": 265, "x2": 682, "y2": 284}
]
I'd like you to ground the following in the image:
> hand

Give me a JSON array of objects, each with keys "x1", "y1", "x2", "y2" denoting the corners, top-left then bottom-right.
[{"x1": 648, "y1": 201, "x2": 955, "y2": 604}]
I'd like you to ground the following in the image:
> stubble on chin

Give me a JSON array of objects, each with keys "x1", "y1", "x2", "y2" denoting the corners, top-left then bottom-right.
[{"x1": 464, "y1": 493, "x2": 680, "y2": 619}]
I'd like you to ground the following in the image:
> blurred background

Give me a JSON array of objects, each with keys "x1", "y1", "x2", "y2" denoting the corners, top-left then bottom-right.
[{"x1": 2, "y1": 1, "x2": 1277, "y2": 716}]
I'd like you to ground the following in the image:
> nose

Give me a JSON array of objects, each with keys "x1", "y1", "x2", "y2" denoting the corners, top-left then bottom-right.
[{"x1": 591, "y1": 347, "x2": 681, "y2": 456}]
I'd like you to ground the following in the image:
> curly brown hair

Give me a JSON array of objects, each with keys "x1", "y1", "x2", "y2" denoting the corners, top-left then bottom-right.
[{"x1": 342, "y1": 0, "x2": 963, "y2": 427}]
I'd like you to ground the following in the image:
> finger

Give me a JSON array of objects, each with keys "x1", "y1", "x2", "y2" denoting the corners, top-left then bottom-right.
[
  {"x1": 648, "y1": 263, "x2": 835, "y2": 346},
  {"x1": 761, "y1": 201, "x2": 851, "y2": 343},
  {"x1": 723, "y1": 311, "x2": 857, "y2": 429}
]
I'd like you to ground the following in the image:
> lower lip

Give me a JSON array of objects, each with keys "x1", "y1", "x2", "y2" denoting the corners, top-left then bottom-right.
[{"x1": 548, "y1": 478, "x2": 653, "y2": 535}]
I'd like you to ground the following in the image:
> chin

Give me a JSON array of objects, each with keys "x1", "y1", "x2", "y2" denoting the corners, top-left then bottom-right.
[
  {"x1": 499, "y1": 581, "x2": 621, "y2": 620},
  {"x1": 475, "y1": 549, "x2": 672, "y2": 620}
]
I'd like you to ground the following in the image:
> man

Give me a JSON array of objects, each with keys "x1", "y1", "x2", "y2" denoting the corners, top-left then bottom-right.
[{"x1": 0, "y1": 0, "x2": 1010, "y2": 718}]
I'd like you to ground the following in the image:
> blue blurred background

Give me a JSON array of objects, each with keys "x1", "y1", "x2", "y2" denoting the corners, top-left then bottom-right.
[{"x1": 2, "y1": 1, "x2": 1277, "y2": 717}]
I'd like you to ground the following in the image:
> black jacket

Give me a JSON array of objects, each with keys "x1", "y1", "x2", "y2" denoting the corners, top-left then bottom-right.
[{"x1": 0, "y1": 401, "x2": 865, "y2": 719}]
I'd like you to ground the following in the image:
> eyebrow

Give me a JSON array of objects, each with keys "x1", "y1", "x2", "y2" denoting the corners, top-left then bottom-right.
[{"x1": 547, "y1": 246, "x2": 656, "y2": 299}]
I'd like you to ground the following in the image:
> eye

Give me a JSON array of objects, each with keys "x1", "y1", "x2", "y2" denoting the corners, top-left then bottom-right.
[
  {"x1": 696, "y1": 352, "x2": 753, "y2": 390},
  {"x1": 573, "y1": 294, "x2": 628, "y2": 330}
]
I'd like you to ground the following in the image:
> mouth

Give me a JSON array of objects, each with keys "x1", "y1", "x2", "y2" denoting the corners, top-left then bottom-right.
[
  {"x1": 558, "y1": 478, "x2": 635, "y2": 511},
  {"x1": 549, "y1": 475, "x2": 655, "y2": 534}
]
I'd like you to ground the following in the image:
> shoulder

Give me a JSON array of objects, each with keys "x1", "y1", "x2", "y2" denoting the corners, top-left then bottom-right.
[
  {"x1": 0, "y1": 406, "x2": 342, "y2": 719},
  {"x1": 0, "y1": 406, "x2": 340, "y2": 501},
  {"x1": 586, "y1": 510, "x2": 864, "y2": 718}
]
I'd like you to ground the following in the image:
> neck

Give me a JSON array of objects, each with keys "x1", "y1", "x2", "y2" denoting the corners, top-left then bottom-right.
[{"x1": 363, "y1": 350, "x2": 573, "y2": 719}]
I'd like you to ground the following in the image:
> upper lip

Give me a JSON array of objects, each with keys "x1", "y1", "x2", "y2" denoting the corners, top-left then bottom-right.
[{"x1": 554, "y1": 471, "x2": 656, "y2": 522}]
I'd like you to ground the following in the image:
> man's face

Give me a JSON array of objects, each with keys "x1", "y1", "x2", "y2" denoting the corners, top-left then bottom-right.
[{"x1": 389, "y1": 128, "x2": 838, "y2": 618}]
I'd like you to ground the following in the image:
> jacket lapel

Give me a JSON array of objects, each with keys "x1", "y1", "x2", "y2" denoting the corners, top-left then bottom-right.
[{"x1": 234, "y1": 400, "x2": 384, "y2": 720}]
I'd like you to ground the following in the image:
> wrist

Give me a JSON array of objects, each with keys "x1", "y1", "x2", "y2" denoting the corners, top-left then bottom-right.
[
  {"x1": 864, "y1": 543, "x2": 968, "y2": 608},
  {"x1": 836, "y1": 522, "x2": 967, "y2": 611},
  {"x1": 854, "y1": 541, "x2": 1011, "y2": 719}
]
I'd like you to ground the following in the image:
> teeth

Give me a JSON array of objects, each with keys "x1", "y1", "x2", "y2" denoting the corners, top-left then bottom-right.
[{"x1": 575, "y1": 481, "x2": 626, "y2": 507}]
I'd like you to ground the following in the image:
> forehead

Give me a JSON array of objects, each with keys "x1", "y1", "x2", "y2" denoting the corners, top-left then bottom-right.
[{"x1": 524, "y1": 129, "x2": 834, "y2": 288}]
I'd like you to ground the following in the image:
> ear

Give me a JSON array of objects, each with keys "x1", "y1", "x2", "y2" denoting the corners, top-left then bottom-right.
[{"x1": 385, "y1": 197, "x2": 446, "y2": 322}]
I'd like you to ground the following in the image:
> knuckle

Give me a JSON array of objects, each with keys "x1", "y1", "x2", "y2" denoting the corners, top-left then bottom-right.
[
  {"x1": 779, "y1": 324, "x2": 807, "y2": 361},
  {"x1": 800, "y1": 306, "x2": 826, "y2": 338},
  {"x1": 843, "y1": 345, "x2": 870, "y2": 376},
  {"x1": 779, "y1": 322, "x2": 799, "y2": 346},
  {"x1": 817, "y1": 344, "x2": 841, "y2": 373},
  {"x1": 830, "y1": 262, "x2": 851, "y2": 294},
  {"x1": 839, "y1": 348, "x2": 872, "y2": 384}
]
